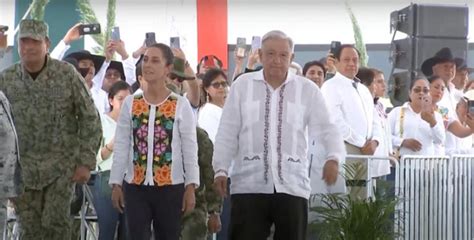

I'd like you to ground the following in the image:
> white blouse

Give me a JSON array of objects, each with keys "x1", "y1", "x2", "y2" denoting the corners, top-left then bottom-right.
[
  {"x1": 198, "y1": 103, "x2": 223, "y2": 144},
  {"x1": 388, "y1": 102, "x2": 445, "y2": 156},
  {"x1": 96, "y1": 114, "x2": 116, "y2": 171},
  {"x1": 109, "y1": 92, "x2": 199, "y2": 187}
]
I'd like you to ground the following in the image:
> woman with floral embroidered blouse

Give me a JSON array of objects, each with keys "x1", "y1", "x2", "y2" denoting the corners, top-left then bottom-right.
[{"x1": 109, "y1": 43, "x2": 199, "y2": 240}]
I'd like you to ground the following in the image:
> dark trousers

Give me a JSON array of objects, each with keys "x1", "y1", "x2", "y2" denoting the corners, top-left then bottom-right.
[
  {"x1": 229, "y1": 193, "x2": 308, "y2": 240},
  {"x1": 123, "y1": 182, "x2": 184, "y2": 240}
]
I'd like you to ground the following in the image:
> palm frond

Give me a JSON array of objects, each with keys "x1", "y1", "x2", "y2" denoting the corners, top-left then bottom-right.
[
  {"x1": 345, "y1": 0, "x2": 368, "y2": 67},
  {"x1": 76, "y1": 0, "x2": 105, "y2": 53},
  {"x1": 309, "y1": 163, "x2": 403, "y2": 239},
  {"x1": 29, "y1": 0, "x2": 50, "y2": 21}
]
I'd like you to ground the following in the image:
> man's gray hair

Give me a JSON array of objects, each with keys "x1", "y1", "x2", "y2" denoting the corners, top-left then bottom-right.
[{"x1": 261, "y1": 30, "x2": 294, "y2": 51}]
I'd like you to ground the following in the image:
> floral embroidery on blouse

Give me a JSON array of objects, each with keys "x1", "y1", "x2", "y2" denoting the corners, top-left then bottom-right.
[
  {"x1": 131, "y1": 95, "x2": 177, "y2": 186},
  {"x1": 436, "y1": 106, "x2": 450, "y2": 129}
]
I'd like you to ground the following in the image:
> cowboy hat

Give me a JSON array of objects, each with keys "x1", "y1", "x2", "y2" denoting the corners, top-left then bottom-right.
[{"x1": 421, "y1": 48, "x2": 455, "y2": 76}]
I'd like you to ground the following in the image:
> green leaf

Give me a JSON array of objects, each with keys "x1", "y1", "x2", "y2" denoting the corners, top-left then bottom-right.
[
  {"x1": 345, "y1": 0, "x2": 368, "y2": 67},
  {"x1": 29, "y1": 0, "x2": 50, "y2": 21}
]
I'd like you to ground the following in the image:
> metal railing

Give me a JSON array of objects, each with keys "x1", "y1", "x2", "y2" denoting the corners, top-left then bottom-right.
[{"x1": 395, "y1": 155, "x2": 474, "y2": 240}]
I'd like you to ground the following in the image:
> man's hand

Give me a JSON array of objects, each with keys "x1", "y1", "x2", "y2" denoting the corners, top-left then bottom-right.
[
  {"x1": 208, "y1": 213, "x2": 222, "y2": 233},
  {"x1": 105, "y1": 41, "x2": 115, "y2": 62},
  {"x1": 213, "y1": 176, "x2": 228, "y2": 198},
  {"x1": 182, "y1": 184, "x2": 196, "y2": 214},
  {"x1": 401, "y1": 138, "x2": 422, "y2": 152},
  {"x1": 464, "y1": 113, "x2": 474, "y2": 131},
  {"x1": 420, "y1": 111, "x2": 436, "y2": 127},
  {"x1": 63, "y1": 23, "x2": 82, "y2": 45},
  {"x1": 322, "y1": 160, "x2": 339, "y2": 185},
  {"x1": 234, "y1": 48, "x2": 245, "y2": 66},
  {"x1": 112, "y1": 40, "x2": 129, "y2": 60},
  {"x1": 247, "y1": 50, "x2": 260, "y2": 70},
  {"x1": 171, "y1": 47, "x2": 186, "y2": 60},
  {"x1": 111, "y1": 184, "x2": 125, "y2": 213},
  {"x1": 72, "y1": 165, "x2": 91, "y2": 184},
  {"x1": 132, "y1": 41, "x2": 147, "y2": 59},
  {"x1": 326, "y1": 53, "x2": 337, "y2": 74},
  {"x1": 361, "y1": 140, "x2": 378, "y2": 155}
]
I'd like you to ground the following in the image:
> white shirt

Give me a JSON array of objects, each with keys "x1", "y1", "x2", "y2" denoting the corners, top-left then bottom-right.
[
  {"x1": 388, "y1": 102, "x2": 445, "y2": 156},
  {"x1": 212, "y1": 70, "x2": 346, "y2": 199},
  {"x1": 90, "y1": 86, "x2": 109, "y2": 114},
  {"x1": 321, "y1": 72, "x2": 382, "y2": 148},
  {"x1": 96, "y1": 114, "x2": 116, "y2": 171},
  {"x1": 109, "y1": 92, "x2": 199, "y2": 187},
  {"x1": 372, "y1": 101, "x2": 391, "y2": 177},
  {"x1": 308, "y1": 138, "x2": 346, "y2": 194},
  {"x1": 439, "y1": 82, "x2": 460, "y2": 154},
  {"x1": 198, "y1": 103, "x2": 223, "y2": 143}
]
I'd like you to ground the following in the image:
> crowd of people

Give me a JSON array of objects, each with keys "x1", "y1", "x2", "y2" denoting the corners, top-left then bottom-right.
[{"x1": 0, "y1": 18, "x2": 474, "y2": 240}]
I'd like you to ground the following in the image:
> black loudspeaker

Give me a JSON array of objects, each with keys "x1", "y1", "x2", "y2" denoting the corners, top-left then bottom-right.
[
  {"x1": 391, "y1": 37, "x2": 468, "y2": 70},
  {"x1": 388, "y1": 71, "x2": 415, "y2": 107},
  {"x1": 390, "y1": 4, "x2": 468, "y2": 38}
]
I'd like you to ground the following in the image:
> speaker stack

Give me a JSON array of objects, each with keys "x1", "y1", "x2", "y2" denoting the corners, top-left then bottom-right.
[{"x1": 388, "y1": 3, "x2": 469, "y2": 106}]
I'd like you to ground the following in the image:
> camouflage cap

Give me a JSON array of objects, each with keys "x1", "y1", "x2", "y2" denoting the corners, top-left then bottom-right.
[{"x1": 18, "y1": 19, "x2": 48, "y2": 40}]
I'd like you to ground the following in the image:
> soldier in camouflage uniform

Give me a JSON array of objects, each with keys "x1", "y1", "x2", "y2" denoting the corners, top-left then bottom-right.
[
  {"x1": 0, "y1": 91, "x2": 22, "y2": 237},
  {"x1": 0, "y1": 19, "x2": 102, "y2": 240},
  {"x1": 181, "y1": 127, "x2": 222, "y2": 240}
]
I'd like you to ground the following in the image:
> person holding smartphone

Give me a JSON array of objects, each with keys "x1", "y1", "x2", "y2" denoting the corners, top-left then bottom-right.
[
  {"x1": 427, "y1": 75, "x2": 474, "y2": 155},
  {"x1": 388, "y1": 78, "x2": 445, "y2": 156}
]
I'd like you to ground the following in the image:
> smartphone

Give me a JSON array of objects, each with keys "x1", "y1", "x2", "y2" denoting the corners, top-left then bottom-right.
[
  {"x1": 170, "y1": 37, "x2": 180, "y2": 49},
  {"x1": 468, "y1": 100, "x2": 474, "y2": 115},
  {"x1": 111, "y1": 26, "x2": 120, "y2": 41},
  {"x1": 236, "y1": 37, "x2": 246, "y2": 58},
  {"x1": 251, "y1": 36, "x2": 261, "y2": 51},
  {"x1": 79, "y1": 23, "x2": 101, "y2": 35},
  {"x1": 145, "y1": 32, "x2": 156, "y2": 47},
  {"x1": 421, "y1": 95, "x2": 432, "y2": 112},
  {"x1": 203, "y1": 55, "x2": 216, "y2": 68},
  {"x1": 330, "y1": 41, "x2": 341, "y2": 55}
]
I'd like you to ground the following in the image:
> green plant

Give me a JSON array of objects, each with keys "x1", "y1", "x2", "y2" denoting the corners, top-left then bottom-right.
[
  {"x1": 29, "y1": 0, "x2": 50, "y2": 21},
  {"x1": 309, "y1": 163, "x2": 401, "y2": 240},
  {"x1": 345, "y1": 1, "x2": 368, "y2": 67},
  {"x1": 76, "y1": 0, "x2": 116, "y2": 54}
]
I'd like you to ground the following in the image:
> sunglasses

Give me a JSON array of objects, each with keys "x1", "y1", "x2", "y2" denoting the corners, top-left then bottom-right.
[
  {"x1": 211, "y1": 81, "x2": 228, "y2": 89},
  {"x1": 412, "y1": 87, "x2": 429, "y2": 94}
]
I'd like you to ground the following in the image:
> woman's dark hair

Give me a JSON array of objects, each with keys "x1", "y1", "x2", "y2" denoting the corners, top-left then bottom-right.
[
  {"x1": 199, "y1": 68, "x2": 227, "y2": 107},
  {"x1": 427, "y1": 75, "x2": 442, "y2": 84},
  {"x1": 410, "y1": 76, "x2": 428, "y2": 90},
  {"x1": 356, "y1": 67, "x2": 375, "y2": 88},
  {"x1": 108, "y1": 81, "x2": 131, "y2": 111},
  {"x1": 147, "y1": 43, "x2": 174, "y2": 66},
  {"x1": 302, "y1": 60, "x2": 326, "y2": 78}
]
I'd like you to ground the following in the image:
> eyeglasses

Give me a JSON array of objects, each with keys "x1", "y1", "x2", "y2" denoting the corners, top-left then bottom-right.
[
  {"x1": 211, "y1": 81, "x2": 228, "y2": 89},
  {"x1": 412, "y1": 87, "x2": 429, "y2": 94}
]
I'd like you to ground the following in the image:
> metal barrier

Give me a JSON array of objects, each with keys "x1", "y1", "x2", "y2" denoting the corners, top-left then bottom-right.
[
  {"x1": 395, "y1": 155, "x2": 474, "y2": 240},
  {"x1": 345, "y1": 154, "x2": 398, "y2": 199}
]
